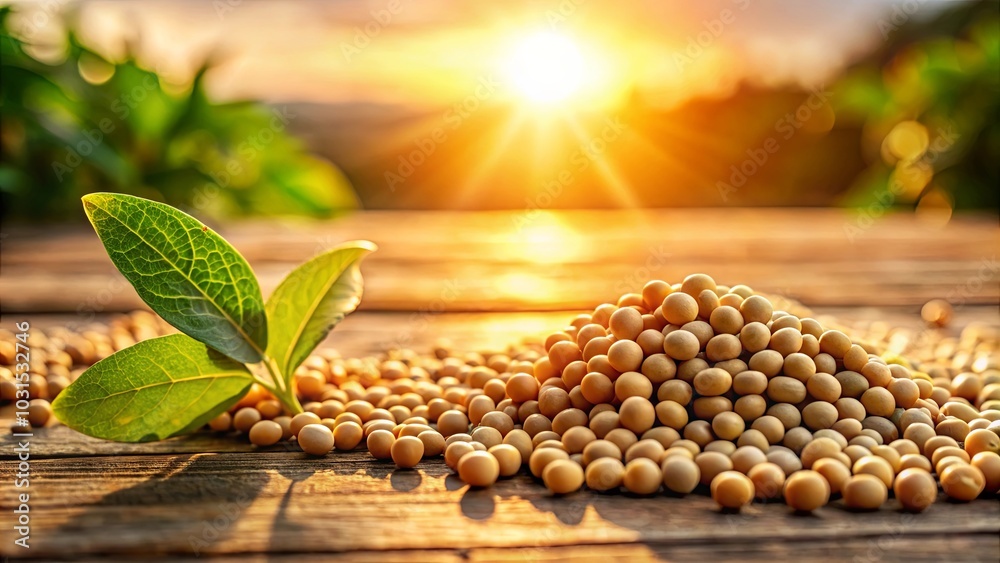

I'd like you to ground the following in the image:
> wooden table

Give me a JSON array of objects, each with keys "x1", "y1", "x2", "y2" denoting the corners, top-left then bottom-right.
[{"x1": 1, "y1": 209, "x2": 998, "y2": 562}]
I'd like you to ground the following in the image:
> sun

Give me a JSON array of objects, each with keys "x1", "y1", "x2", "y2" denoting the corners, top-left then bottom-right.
[{"x1": 504, "y1": 32, "x2": 585, "y2": 104}]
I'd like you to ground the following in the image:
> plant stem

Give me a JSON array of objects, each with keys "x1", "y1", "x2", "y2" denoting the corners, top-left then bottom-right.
[
  {"x1": 271, "y1": 382, "x2": 304, "y2": 415},
  {"x1": 252, "y1": 356, "x2": 303, "y2": 415}
]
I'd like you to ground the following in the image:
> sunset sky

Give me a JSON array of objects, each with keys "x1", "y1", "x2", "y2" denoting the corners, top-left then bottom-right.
[
  {"x1": 10, "y1": 0, "x2": 959, "y2": 110},
  {"x1": 7, "y1": 0, "x2": 988, "y2": 213}
]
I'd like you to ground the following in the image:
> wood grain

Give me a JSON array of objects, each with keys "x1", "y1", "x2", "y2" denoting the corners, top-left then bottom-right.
[
  {"x1": 1, "y1": 209, "x2": 998, "y2": 561},
  {"x1": 0, "y1": 424, "x2": 260, "y2": 458},
  {"x1": 58, "y1": 535, "x2": 1000, "y2": 563},
  {"x1": 2, "y1": 210, "x2": 998, "y2": 313},
  {"x1": 7, "y1": 305, "x2": 998, "y2": 366},
  {"x1": 1, "y1": 449, "x2": 997, "y2": 560}
]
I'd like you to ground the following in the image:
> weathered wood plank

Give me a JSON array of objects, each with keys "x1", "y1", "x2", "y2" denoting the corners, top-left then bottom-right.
[
  {"x1": 1, "y1": 451, "x2": 997, "y2": 559},
  {"x1": 471, "y1": 536, "x2": 1000, "y2": 563},
  {"x1": 71, "y1": 554, "x2": 465, "y2": 563},
  {"x1": 1, "y1": 209, "x2": 997, "y2": 560},
  {"x1": 2, "y1": 210, "x2": 997, "y2": 312},
  {"x1": 5, "y1": 261, "x2": 998, "y2": 312},
  {"x1": 1, "y1": 310, "x2": 576, "y2": 358},
  {"x1": 0, "y1": 302, "x2": 993, "y2": 460},
  {"x1": 5, "y1": 305, "x2": 999, "y2": 368},
  {"x1": 0, "y1": 424, "x2": 262, "y2": 458},
  {"x1": 56, "y1": 534, "x2": 1000, "y2": 563}
]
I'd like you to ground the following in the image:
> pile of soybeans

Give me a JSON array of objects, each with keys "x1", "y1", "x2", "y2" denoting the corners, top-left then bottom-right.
[{"x1": 4, "y1": 273, "x2": 999, "y2": 513}]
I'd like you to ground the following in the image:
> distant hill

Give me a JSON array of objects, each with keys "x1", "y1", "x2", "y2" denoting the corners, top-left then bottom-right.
[
  {"x1": 286, "y1": 86, "x2": 867, "y2": 210},
  {"x1": 285, "y1": 0, "x2": 998, "y2": 212}
]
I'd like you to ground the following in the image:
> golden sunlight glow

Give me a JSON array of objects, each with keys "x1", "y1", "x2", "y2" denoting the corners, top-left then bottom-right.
[
  {"x1": 506, "y1": 212, "x2": 588, "y2": 264},
  {"x1": 504, "y1": 32, "x2": 585, "y2": 103},
  {"x1": 495, "y1": 272, "x2": 561, "y2": 305}
]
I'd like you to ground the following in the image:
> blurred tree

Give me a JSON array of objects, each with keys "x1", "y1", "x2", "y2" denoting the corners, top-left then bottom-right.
[
  {"x1": 0, "y1": 6, "x2": 358, "y2": 222},
  {"x1": 834, "y1": 1, "x2": 999, "y2": 213}
]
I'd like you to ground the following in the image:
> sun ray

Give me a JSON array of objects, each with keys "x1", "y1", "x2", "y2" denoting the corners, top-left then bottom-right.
[
  {"x1": 623, "y1": 127, "x2": 716, "y2": 197},
  {"x1": 453, "y1": 109, "x2": 531, "y2": 208},
  {"x1": 561, "y1": 114, "x2": 642, "y2": 210}
]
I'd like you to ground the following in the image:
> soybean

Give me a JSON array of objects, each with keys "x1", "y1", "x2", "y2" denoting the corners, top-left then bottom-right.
[
  {"x1": 843, "y1": 474, "x2": 888, "y2": 510},
  {"x1": 783, "y1": 470, "x2": 830, "y2": 512},
  {"x1": 458, "y1": 451, "x2": 500, "y2": 487},
  {"x1": 543, "y1": 459, "x2": 585, "y2": 494},
  {"x1": 298, "y1": 424, "x2": 335, "y2": 456},
  {"x1": 711, "y1": 471, "x2": 755, "y2": 509},
  {"x1": 586, "y1": 457, "x2": 626, "y2": 491},
  {"x1": 391, "y1": 435, "x2": 425, "y2": 468}
]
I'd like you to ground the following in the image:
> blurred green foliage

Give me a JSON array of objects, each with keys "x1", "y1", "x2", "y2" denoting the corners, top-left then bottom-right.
[
  {"x1": 0, "y1": 6, "x2": 358, "y2": 222},
  {"x1": 834, "y1": 1, "x2": 999, "y2": 212}
]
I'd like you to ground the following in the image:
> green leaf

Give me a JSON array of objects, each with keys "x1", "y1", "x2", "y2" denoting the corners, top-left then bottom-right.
[
  {"x1": 51, "y1": 334, "x2": 253, "y2": 442},
  {"x1": 82, "y1": 192, "x2": 267, "y2": 363},
  {"x1": 266, "y1": 241, "x2": 375, "y2": 378}
]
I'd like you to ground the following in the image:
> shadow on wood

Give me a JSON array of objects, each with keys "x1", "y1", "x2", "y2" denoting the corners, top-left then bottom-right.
[{"x1": 53, "y1": 454, "x2": 271, "y2": 557}]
